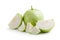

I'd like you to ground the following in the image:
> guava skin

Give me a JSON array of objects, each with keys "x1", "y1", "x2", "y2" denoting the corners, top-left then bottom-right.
[{"x1": 23, "y1": 9, "x2": 44, "y2": 26}]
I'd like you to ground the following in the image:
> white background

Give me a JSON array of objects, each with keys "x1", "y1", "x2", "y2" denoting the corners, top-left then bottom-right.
[{"x1": 0, "y1": 0, "x2": 60, "y2": 40}]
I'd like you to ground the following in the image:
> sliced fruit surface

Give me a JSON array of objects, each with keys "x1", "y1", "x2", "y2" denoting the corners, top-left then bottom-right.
[
  {"x1": 8, "y1": 13, "x2": 22, "y2": 29},
  {"x1": 26, "y1": 23, "x2": 40, "y2": 34},
  {"x1": 36, "y1": 19, "x2": 55, "y2": 32},
  {"x1": 18, "y1": 21, "x2": 25, "y2": 32}
]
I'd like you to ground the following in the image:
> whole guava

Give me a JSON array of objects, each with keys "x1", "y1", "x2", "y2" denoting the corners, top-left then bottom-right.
[{"x1": 23, "y1": 6, "x2": 44, "y2": 26}]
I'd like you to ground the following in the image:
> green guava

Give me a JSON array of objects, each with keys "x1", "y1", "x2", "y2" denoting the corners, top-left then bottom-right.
[{"x1": 23, "y1": 6, "x2": 44, "y2": 26}]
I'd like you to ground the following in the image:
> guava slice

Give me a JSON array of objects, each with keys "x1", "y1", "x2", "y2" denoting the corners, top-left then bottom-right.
[
  {"x1": 18, "y1": 21, "x2": 25, "y2": 32},
  {"x1": 8, "y1": 13, "x2": 22, "y2": 29},
  {"x1": 26, "y1": 23, "x2": 40, "y2": 34},
  {"x1": 36, "y1": 19, "x2": 55, "y2": 33}
]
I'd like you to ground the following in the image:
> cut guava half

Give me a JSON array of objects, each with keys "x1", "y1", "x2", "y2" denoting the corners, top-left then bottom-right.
[
  {"x1": 8, "y1": 13, "x2": 22, "y2": 29},
  {"x1": 18, "y1": 21, "x2": 25, "y2": 32},
  {"x1": 26, "y1": 23, "x2": 40, "y2": 34},
  {"x1": 36, "y1": 19, "x2": 55, "y2": 33}
]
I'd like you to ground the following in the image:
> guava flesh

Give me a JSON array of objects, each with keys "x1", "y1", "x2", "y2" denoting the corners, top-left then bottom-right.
[
  {"x1": 36, "y1": 19, "x2": 55, "y2": 33},
  {"x1": 8, "y1": 13, "x2": 22, "y2": 29},
  {"x1": 18, "y1": 21, "x2": 25, "y2": 32},
  {"x1": 26, "y1": 23, "x2": 40, "y2": 34}
]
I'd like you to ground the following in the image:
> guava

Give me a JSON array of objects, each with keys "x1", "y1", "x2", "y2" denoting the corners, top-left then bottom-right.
[
  {"x1": 8, "y1": 13, "x2": 22, "y2": 29},
  {"x1": 23, "y1": 6, "x2": 44, "y2": 26},
  {"x1": 26, "y1": 23, "x2": 40, "y2": 34},
  {"x1": 8, "y1": 7, "x2": 55, "y2": 35},
  {"x1": 18, "y1": 21, "x2": 25, "y2": 32},
  {"x1": 36, "y1": 19, "x2": 55, "y2": 33}
]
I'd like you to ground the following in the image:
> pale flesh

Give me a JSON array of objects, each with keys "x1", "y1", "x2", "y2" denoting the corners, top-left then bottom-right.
[{"x1": 8, "y1": 14, "x2": 22, "y2": 29}]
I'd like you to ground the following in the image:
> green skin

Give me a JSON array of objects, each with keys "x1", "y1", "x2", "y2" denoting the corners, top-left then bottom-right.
[{"x1": 23, "y1": 8, "x2": 44, "y2": 26}]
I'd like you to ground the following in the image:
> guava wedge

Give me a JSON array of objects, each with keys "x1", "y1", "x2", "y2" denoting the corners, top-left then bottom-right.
[
  {"x1": 36, "y1": 19, "x2": 55, "y2": 33},
  {"x1": 18, "y1": 21, "x2": 25, "y2": 32},
  {"x1": 26, "y1": 23, "x2": 40, "y2": 34},
  {"x1": 8, "y1": 13, "x2": 22, "y2": 29}
]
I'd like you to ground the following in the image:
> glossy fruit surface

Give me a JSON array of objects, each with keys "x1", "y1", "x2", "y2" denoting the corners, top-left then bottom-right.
[{"x1": 24, "y1": 7, "x2": 44, "y2": 26}]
